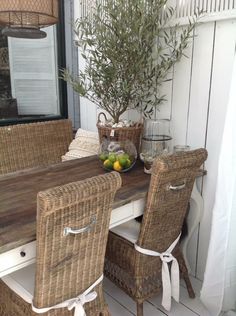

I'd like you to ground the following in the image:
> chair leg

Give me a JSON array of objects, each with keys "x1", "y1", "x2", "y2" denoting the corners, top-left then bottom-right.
[
  {"x1": 183, "y1": 274, "x2": 195, "y2": 298},
  {"x1": 176, "y1": 248, "x2": 195, "y2": 299},
  {"x1": 137, "y1": 302, "x2": 143, "y2": 316}
]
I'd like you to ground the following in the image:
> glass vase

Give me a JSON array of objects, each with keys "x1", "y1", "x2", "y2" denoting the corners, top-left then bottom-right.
[{"x1": 140, "y1": 119, "x2": 172, "y2": 173}]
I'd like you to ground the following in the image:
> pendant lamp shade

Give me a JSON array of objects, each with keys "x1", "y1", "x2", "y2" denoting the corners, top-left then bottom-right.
[{"x1": 0, "y1": 0, "x2": 59, "y2": 38}]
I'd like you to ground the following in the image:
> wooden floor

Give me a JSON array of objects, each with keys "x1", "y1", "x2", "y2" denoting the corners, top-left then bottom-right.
[{"x1": 104, "y1": 276, "x2": 211, "y2": 316}]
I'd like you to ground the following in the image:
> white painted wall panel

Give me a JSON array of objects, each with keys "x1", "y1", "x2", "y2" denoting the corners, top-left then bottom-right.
[
  {"x1": 182, "y1": 23, "x2": 215, "y2": 274},
  {"x1": 171, "y1": 32, "x2": 193, "y2": 146},
  {"x1": 155, "y1": 80, "x2": 173, "y2": 120},
  {"x1": 80, "y1": 96, "x2": 97, "y2": 131},
  {"x1": 186, "y1": 23, "x2": 215, "y2": 149},
  {"x1": 78, "y1": 49, "x2": 97, "y2": 131}
]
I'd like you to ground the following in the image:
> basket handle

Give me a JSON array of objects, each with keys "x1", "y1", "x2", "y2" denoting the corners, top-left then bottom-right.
[
  {"x1": 134, "y1": 121, "x2": 143, "y2": 128},
  {"x1": 97, "y1": 112, "x2": 107, "y2": 123}
]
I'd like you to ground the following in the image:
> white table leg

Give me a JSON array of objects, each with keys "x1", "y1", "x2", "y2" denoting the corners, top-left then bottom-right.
[{"x1": 181, "y1": 181, "x2": 204, "y2": 273}]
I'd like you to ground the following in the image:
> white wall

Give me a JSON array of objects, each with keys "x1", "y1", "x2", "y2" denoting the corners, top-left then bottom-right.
[{"x1": 73, "y1": 1, "x2": 236, "y2": 280}]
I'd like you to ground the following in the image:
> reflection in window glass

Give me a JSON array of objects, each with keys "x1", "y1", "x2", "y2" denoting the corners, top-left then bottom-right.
[{"x1": 0, "y1": 26, "x2": 60, "y2": 121}]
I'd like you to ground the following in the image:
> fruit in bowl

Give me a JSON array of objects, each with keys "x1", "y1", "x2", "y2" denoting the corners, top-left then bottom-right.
[{"x1": 98, "y1": 140, "x2": 137, "y2": 172}]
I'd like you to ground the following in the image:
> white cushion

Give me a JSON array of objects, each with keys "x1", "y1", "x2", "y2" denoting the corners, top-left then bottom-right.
[
  {"x1": 1, "y1": 263, "x2": 35, "y2": 304},
  {"x1": 74, "y1": 128, "x2": 99, "y2": 140},
  {"x1": 62, "y1": 128, "x2": 99, "y2": 161},
  {"x1": 110, "y1": 219, "x2": 141, "y2": 243}
]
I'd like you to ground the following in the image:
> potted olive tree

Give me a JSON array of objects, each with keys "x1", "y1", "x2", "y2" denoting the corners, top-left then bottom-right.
[{"x1": 62, "y1": 0, "x2": 196, "y2": 151}]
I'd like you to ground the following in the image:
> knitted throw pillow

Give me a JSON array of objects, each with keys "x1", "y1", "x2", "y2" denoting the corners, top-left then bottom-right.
[{"x1": 62, "y1": 128, "x2": 99, "y2": 161}]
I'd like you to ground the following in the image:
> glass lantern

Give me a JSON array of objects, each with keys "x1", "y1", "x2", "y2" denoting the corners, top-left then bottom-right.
[{"x1": 140, "y1": 119, "x2": 172, "y2": 173}]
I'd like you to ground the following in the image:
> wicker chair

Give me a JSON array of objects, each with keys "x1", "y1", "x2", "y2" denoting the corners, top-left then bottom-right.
[
  {"x1": 0, "y1": 119, "x2": 73, "y2": 175},
  {"x1": 0, "y1": 171, "x2": 122, "y2": 316},
  {"x1": 105, "y1": 148, "x2": 208, "y2": 316}
]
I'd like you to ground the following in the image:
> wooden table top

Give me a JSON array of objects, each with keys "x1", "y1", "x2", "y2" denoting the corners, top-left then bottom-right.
[{"x1": 0, "y1": 156, "x2": 150, "y2": 254}]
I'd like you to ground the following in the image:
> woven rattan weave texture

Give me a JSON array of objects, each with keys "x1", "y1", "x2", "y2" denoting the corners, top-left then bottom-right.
[
  {"x1": 105, "y1": 148, "x2": 208, "y2": 316},
  {"x1": 97, "y1": 112, "x2": 143, "y2": 153},
  {"x1": 0, "y1": 119, "x2": 73, "y2": 175},
  {"x1": 0, "y1": 171, "x2": 122, "y2": 315},
  {"x1": 0, "y1": 1, "x2": 58, "y2": 27}
]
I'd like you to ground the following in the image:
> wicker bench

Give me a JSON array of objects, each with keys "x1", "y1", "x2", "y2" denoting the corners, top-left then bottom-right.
[{"x1": 0, "y1": 119, "x2": 73, "y2": 175}]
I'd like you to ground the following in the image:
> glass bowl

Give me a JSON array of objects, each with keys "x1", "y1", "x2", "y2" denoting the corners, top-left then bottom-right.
[{"x1": 98, "y1": 140, "x2": 137, "y2": 173}]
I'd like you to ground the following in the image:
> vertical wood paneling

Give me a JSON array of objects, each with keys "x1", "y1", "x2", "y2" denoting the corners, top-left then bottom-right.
[
  {"x1": 79, "y1": 1, "x2": 236, "y2": 24},
  {"x1": 215, "y1": 0, "x2": 220, "y2": 11},
  {"x1": 207, "y1": 0, "x2": 212, "y2": 12},
  {"x1": 154, "y1": 80, "x2": 173, "y2": 120},
  {"x1": 80, "y1": 97, "x2": 97, "y2": 131},
  {"x1": 171, "y1": 31, "x2": 194, "y2": 146},
  {"x1": 187, "y1": 0, "x2": 192, "y2": 16},
  {"x1": 197, "y1": 19, "x2": 236, "y2": 279},
  {"x1": 187, "y1": 23, "x2": 215, "y2": 149},
  {"x1": 174, "y1": 0, "x2": 236, "y2": 17},
  {"x1": 185, "y1": 22, "x2": 215, "y2": 274},
  {"x1": 78, "y1": 47, "x2": 98, "y2": 131},
  {"x1": 202, "y1": 0, "x2": 208, "y2": 12},
  {"x1": 219, "y1": 0, "x2": 225, "y2": 11},
  {"x1": 228, "y1": 0, "x2": 234, "y2": 9}
]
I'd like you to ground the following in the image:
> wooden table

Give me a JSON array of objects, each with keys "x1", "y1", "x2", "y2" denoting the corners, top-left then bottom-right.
[
  {"x1": 0, "y1": 156, "x2": 204, "y2": 277},
  {"x1": 0, "y1": 157, "x2": 150, "y2": 276}
]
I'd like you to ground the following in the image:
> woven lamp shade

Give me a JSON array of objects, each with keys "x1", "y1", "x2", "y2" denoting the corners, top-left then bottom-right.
[{"x1": 0, "y1": 0, "x2": 58, "y2": 38}]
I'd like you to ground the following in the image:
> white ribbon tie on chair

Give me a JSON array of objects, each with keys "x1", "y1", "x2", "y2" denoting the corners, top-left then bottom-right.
[
  {"x1": 32, "y1": 274, "x2": 103, "y2": 315},
  {"x1": 135, "y1": 233, "x2": 181, "y2": 311}
]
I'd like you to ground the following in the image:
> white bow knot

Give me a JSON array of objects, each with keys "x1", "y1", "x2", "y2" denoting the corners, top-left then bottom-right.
[
  {"x1": 32, "y1": 275, "x2": 103, "y2": 316},
  {"x1": 68, "y1": 291, "x2": 98, "y2": 316},
  {"x1": 160, "y1": 252, "x2": 174, "y2": 262},
  {"x1": 135, "y1": 234, "x2": 181, "y2": 311}
]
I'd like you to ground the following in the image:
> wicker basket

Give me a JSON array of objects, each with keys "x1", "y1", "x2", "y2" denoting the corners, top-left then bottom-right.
[{"x1": 96, "y1": 112, "x2": 143, "y2": 153}]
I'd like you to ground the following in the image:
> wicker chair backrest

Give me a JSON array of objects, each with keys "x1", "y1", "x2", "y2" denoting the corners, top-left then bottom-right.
[
  {"x1": 33, "y1": 171, "x2": 122, "y2": 309},
  {"x1": 137, "y1": 148, "x2": 207, "y2": 252},
  {"x1": 0, "y1": 119, "x2": 73, "y2": 175}
]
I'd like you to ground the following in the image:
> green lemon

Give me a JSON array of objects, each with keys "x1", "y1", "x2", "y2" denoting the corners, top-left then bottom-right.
[
  {"x1": 99, "y1": 152, "x2": 108, "y2": 161},
  {"x1": 125, "y1": 158, "x2": 132, "y2": 169},
  {"x1": 108, "y1": 153, "x2": 117, "y2": 163},
  {"x1": 118, "y1": 157, "x2": 127, "y2": 168},
  {"x1": 122, "y1": 153, "x2": 130, "y2": 160},
  {"x1": 104, "y1": 159, "x2": 113, "y2": 170}
]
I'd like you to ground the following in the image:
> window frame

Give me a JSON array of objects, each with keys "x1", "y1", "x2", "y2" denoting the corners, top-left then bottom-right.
[{"x1": 0, "y1": 0, "x2": 68, "y2": 127}]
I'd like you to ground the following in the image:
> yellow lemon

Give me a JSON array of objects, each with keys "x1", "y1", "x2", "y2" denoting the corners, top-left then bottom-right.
[{"x1": 113, "y1": 161, "x2": 122, "y2": 172}]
